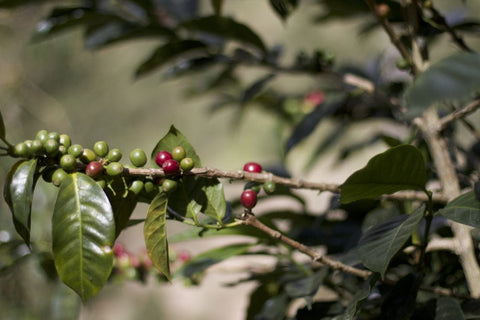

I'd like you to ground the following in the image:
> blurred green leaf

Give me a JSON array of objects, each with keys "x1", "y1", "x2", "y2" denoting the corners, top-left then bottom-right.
[
  {"x1": 104, "y1": 177, "x2": 138, "y2": 238},
  {"x1": 241, "y1": 73, "x2": 276, "y2": 105},
  {"x1": 0, "y1": 240, "x2": 31, "y2": 272},
  {"x1": 269, "y1": 0, "x2": 299, "y2": 21},
  {"x1": 4, "y1": 159, "x2": 38, "y2": 246},
  {"x1": 181, "y1": 15, "x2": 267, "y2": 53},
  {"x1": 135, "y1": 40, "x2": 208, "y2": 78},
  {"x1": 405, "y1": 52, "x2": 480, "y2": 117},
  {"x1": 358, "y1": 206, "x2": 424, "y2": 278},
  {"x1": 255, "y1": 293, "x2": 290, "y2": 320},
  {"x1": 0, "y1": 110, "x2": 5, "y2": 141},
  {"x1": 436, "y1": 297, "x2": 466, "y2": 320},
  {"x1": 437, "y1": 191, "x2": 480, "y2": 228},
  {"x1": 285, "y1": 268, "x2": 327, "y2": 306},
  {"x1": 144, "y1": 193, "x2": 170, "y2": 280},
  {"x1": 52, "y1": 173, "x2": 115, "y2": 301},
  {"x1": 175, "y1": 243, "x2": 254, "y2": 279},
  {"x1": 210, "y1": 0, "x2": 223, "y2": 15},
  {"x1": 342, "y1": 274, "x2": 380, "y2": 320},
  {"x1": 0, "y1": 0, "x2": 44, "y2": 7},
  {"x1": 340, "y1": 145, "x2": 427, "y2": 204},
  {"x1": 168, "y1": 223, "x2": 270, "y2": 243}
]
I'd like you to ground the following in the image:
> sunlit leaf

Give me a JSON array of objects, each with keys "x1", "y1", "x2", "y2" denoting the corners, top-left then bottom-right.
[
  {"x1": 4, "y1": 159, "x2": 38, "y2": 246},
  {"x1": 436, "y1": 191, "x2": 480, "y2": 228},
  {"x1": 181, "y1": 15, "x2": 266, "y2": 53},
  {"x1": 405, "y1": 52, "x2": 480, "y2": 117},
  {"x1": 52, "y1": 173, "x2": 115, "y2": 301},
  {"x1": 436, "y1": 297, "x2": 466, "y2": 320},
  {"x1": 340, "y1": 145, "x2": 427, "y2": 204},
  {"x1": 144, "y1": 193, "x2": 170, "y2": 280},
  {"x1": 357, "y1": 206, "x2": 424, "y2": 278},
  {"x1": 342, "y1": 274, "x2": 380, "y2": 320},
  {"x1": 135, "y1": 40, "x2": 208, "y2": 78}
]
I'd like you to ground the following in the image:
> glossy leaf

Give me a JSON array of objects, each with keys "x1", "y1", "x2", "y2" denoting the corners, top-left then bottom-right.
[
  {"x1": 168, "y1": 224, "x2": 270, "y2": 243},
  {"x1": 269, "y1": 0, "x2": 299, "y2": 21},
  {"x1": 340, "y1": 145, "x2": 427, "y2": 204},
  {"x1": 436, "y1": 297, "x2": 466, "y2": 320},
  {"x1": 342, "y1": 274, "x2": 380, "y2": 320},
  {"x1": 437, "y1": 191, "x2": 480, "y2": 228},
  {"x1": 104, "y1": 178, "x2": 138, "y2": 238},
  {"x1": 135, "y1": 40, "x2": 208, "y2": 78},
  {"x1": 4, "y1": 159, "x2": 38, "y2": 246},
  {"x1": 52, "y1": 173, "x2": 115, "y2": 301},
  {"x1": 144, "y1": 193, "x2": 170, "y2": 280},
  {"x1": 175, "y1": 243, "x2": 254, "y2": 279},
  {"x1": 358, "y1": 206, "x2": 424, "y2": 278},
  {"x1": 181, "y1": 15, "x2": 266, "y2": 53},
  {"x1": 405, "y1": 52, "x2": 480, "y2": 117},
  {"x1": 201, "y1": 179, "x2": 227, "y2": 222}
]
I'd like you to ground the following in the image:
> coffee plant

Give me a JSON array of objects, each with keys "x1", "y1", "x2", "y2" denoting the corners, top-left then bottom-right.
[{"x1": 2, "y1": 0, "x2": 480, "y2": 319}]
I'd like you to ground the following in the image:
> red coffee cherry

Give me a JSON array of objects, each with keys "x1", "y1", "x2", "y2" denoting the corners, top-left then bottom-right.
[
  {"x1": 162, "y1": 159, "x2": 180, "y2": 175},
  {"x1": 86, "y1": 161, "x2": 104, "y2": 178},
  {"x1": 155, "y1": 150, "x2": 172, "y2": 167},
  {"x1": 241, "y1": 189, "x2": 257, "y2": 209},
  {"x1": 243, "y1": 162, "x2": 262, "y2": 173}
]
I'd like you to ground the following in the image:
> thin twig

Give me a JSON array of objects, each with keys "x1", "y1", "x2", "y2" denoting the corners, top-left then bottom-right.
[
  {"x1": 438, "y1": 99, "x2": 480, "y2": 132},
  {"x1": 427, "y1": 6, "x2": 473, "y2": 52}
]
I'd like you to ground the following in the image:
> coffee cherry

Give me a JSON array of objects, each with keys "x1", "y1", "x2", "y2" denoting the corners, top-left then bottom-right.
[
  {"x1": 52, "y1": 168, "x2": 68, "y2": 186},
  {"x1": 68, "y1": 144, "x2": 83, "y2": 158},
  {"x1": 243, "y1": 162, "x2": 262, "y2": 173},
  {"x1": 143, "y1": 180, "x2": 157, "y2": 194},
  {"x1": 162, "y1": 179, "x2": 178, "y2": 193},
  {"x1": 47, "y1": 132, "x2": 60, "y2": 142},
  {"x1": 59, "y1": 134, "x2": 71, "y2": 148},
  {"x1": 86, "y1": 161, "x2": 104, "y2": 178},
  {"x1": 180, "y1": 157, "x2": 194, "y2": 172},
  {"x1": 162, "y1": 159, "x2": 180, "y2": 175},
  {"x1": 35, "y1": 130, "x2": 49, "y2": 143},
  {"x1": 241, "y1": 189, "x2": 257, "y2": 209},
  {"x1": 94, "y1": 141, "x2": 109, "y2": 157},
  {"x1": 31, "y1": 139, "x2": 44, "y2": 156},
  {"x1": 106, "y1": 162, "x2": 124, "y2": 177},
  {"x1": 129, "y1": 148, "x2": 147, "y2": 167},
  {"x1": 14, "y1": 142, "x2": 29, "y2": 158},
  {"x1": 60, "y1": 154, "x2": 77, "y2": 172},
  {"x1": 171, "y1": 146, "x2": 186, "y2": 162},
  {"x1": 155, "y1": 151, "x2": 172, "y2": 167},
  {"x1": 44, "y1": 139, "x2": 59, "y2": 157},
  {"x1": 80, "y1": 148, "x2": 96, "y2": 164},
  {"x1": 376, "y1": 3, "x2": 390, "y2": 18},
  {"x1": 129, "y1": 180, "x2": 144, "y2": 195},
  {"x1": 263, "y1": 181, "x2": 276, "y2": 194},
  {"x1": 107, "y1": 148, "x2": 122, "y2": 162},
  {"x1": 58, "y1": 145, "x2": 67, "y2": 156}
]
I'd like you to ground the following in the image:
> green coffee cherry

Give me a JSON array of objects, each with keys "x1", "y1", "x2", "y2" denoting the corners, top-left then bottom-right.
[
  {"x1": 44, "y1": 139, "x2": 59, "y2": 157},
  {"x1": 263, "y1": 181, "x2": 276, "y2": 194},
  {"x1": 14, "y1": 142, "x2": 29, "y2": 158},
  {"x1": 162, "y1": 179, "x2": 178, "y2": 193},
  {"x1": 129, "y1": 180, "x2": 144, "y2": 195},
  {"x1": 180, "y1": 157, "x2": 194, "y2": 172},
  {"x1": 59, "y1": 134, "x2": 71, "y2": 148},
  {"x1": 107, "y1": 148, "x2": 122, "y2": 162},
  {"x1": 396, "y1": 58, "x2": 410, "y2": 70},
  {"x1": 60, "y1": 154, "x2": 77, "y2": 172},
  {"x1": 68, "y1": 144, "x2": 83, "y2": 158},
  {"x1": 106, "y1": 162, "x2": 124, "y2": 176},
  {"x1": 80, "y1": 148, "x2": 96, "y2": 164},
  {"x1": 52, "y1": 168, "x2": 68, "y2": 186},
  {"x1": 142, "y1": 180, "x2": 158, "y2": 197},
  {"x1": 129, "y1": 148, "x2": 147, "y2": 167},
  {"x1": 171, "y1": 146, "x2": 186, "y2": 162},
  {"x1": 36, "y1": 130, "x2": 49, "y2": 143},
  {"x1": 47, "y1": 132, "x2": 60, "y2": 141},
  {"x1": 31, "y1": 140, "x2": 44, "y2": 156},
  {"x1": 94, "y1": 141, "x2": 109, "y2": 157}
]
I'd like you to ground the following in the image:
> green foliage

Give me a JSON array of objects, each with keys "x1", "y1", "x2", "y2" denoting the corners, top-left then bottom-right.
[{"x1": 437, "y1": 191, "x2": 480, "y2": 228}]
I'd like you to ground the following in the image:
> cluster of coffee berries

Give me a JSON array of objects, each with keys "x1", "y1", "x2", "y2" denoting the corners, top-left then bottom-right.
[
  {"x1": 112, "y1": 242, "x2": 153, "y2": 283},
  {"x1": 154, "y1": 146, "x2": 195, "y2": 193},
  {"x1": 240, "y1": 162, "x2": 276, "y2": 210}
]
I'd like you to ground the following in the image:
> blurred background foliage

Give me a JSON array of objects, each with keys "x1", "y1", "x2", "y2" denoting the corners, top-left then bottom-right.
[{"x1": 1, "y1": 0, "x2": 480, "y2": 319}]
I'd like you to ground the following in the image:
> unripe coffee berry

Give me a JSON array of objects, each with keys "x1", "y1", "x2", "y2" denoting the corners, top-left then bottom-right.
[
  {"x1": 80, "y1": 148, "x2": 96, "y2": 164},
  {"x1": 243, "y1": 162, "x2": 262, "y2": 173},
  {"x1": 155, "y1": 150, "x2": 172, "y2": 167},
  {"x1": 263, "y1": 181, "x2": 276, "y2": 194},
  {"x1": 59, "y1": 134, "x2": 71, "y2": 148},
  {"x1": 107, "y1": 148, "x2": 122, "y2": 162},
  {"x1": 94, "y1": 141, "x2": 109, "y2": 157},
  {"x1": 129, "y1": 180, "x2": 144, "y2": 195},
  {"x1": 180, "y1": 157, "x2": 194, "y2": 171},
  {"x1": 241, "y1": 189, "x2": 257, "y2": 209},
  {"x1": 60, "y1": 154, "x2": 77, "y2": 172},
  {"x1": 36, "y1": 130, "x2": 49, "y2": 143},
  {"x1": 31, "y1": 140, "x2": 44, "y2": 156},
  {"x1": 14, "y1": 142, "x2": 29, "y2": 158},
  {"x1": 44, "y1": 139, "x2": 60, "y2": 157},
  {"x1": 106, "y1": 162, "x2": 124, "y2": 177},
  {"x1": 68, "y1": 144, "x2": 83, "y2": 158},
  {"x1": 162, "y1": 159, "x2": 180, "y2": 175},
  {"x1": 86, "y1": 161, "x2": 104, "y2": 178},
  {"x1": 162, "y1": 179, "x2": 178, "y2": 193},
  {"x1": 47, "y1": 132, "x2": 60, "y2": 141},
  {"x1": 129, "y1": 148, "x2": 147, "y2": 167},
  {"x1": 52, "y1": 168, "x2": 68, "y2": 186},
  {"x1": 171, "y1": 146, "x2": 186, "y2": 161}
]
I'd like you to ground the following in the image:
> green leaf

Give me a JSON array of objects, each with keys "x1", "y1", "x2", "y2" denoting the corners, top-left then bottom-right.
[
  {"x1": 358, "y1": 206, "x2": 424, "y2": 278},
  {"x1": 135, "y1": 40, "x2": 208, "y2": 78},
  {"x1": 284, "y1": 268, "x2": 328, "y2": 307},
  {"x1": 151, "y1": 125, "x2": 202, "y2": 167},
  {"x1": 255, "y1": 293, "x2": 289, "y2": 320},
  {"x1": 405, "y1": 52, "x2": 480, "y2": 117},
  {"x1": 0, "y1": 0, "x2": 44, "y2": 8},
  {"x1": 437, "y1": 191, "x2": 480, "y2": 228},
  {"x1": 181, "y1": 15, "x2": 266, "y2": 53},
  {"x1": 175, "y1": 243, "x2": 254, "y2": 279},
  {"x1": 104, "y1": 177, "x2": 138, "y2": 238},
  {"x1": 0, "y1": 110, "x2": 5, "y2": 141},
  {"x1": 52, "y1": 173, "x2": 115, "y2": 301},
  {"x1": 340, "y1": 144, "x2": 427, "y2": 204},
  {"x1": 4, "y1": 159, "x2": 38, "y2": 246},
  {"x1": 342, "y1": 274, "x2": 380, "y2": 320},
  {"x1": 168, "y1": 224, "x2": 270, "y2": 243},
  {"x1": 144, "y1": 193, "x2": 170, "y2": 280},
  {"x1": 201, "y1": 179, "x2": 226, "y2": 222},
  {"x1": 435, "y1": 297, "x2": 466, "y2": 320},
  {"x1": 241, "y1": 73, "x2": 276, "y2": 105},
  {"x1": 210, "y1": 0, "x2": 223, "y2": 15}
]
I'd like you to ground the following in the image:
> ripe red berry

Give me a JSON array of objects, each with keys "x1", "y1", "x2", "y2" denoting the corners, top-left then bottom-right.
[
  {"x1": 243, "y1": 162, "x2": 262, "y2": 173},
  {"x1": 86, "y1": 161, "x2": 104, "y2": 178},
  {"x1": 241, "y1": 189, "x2": 257, "y2": 209},
  {"x1": 162, "y1": 159, "x2": 180, "y2": 175},
  {"x1": 155, "y1": 150, "x2": 172, "y2": 167}
]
